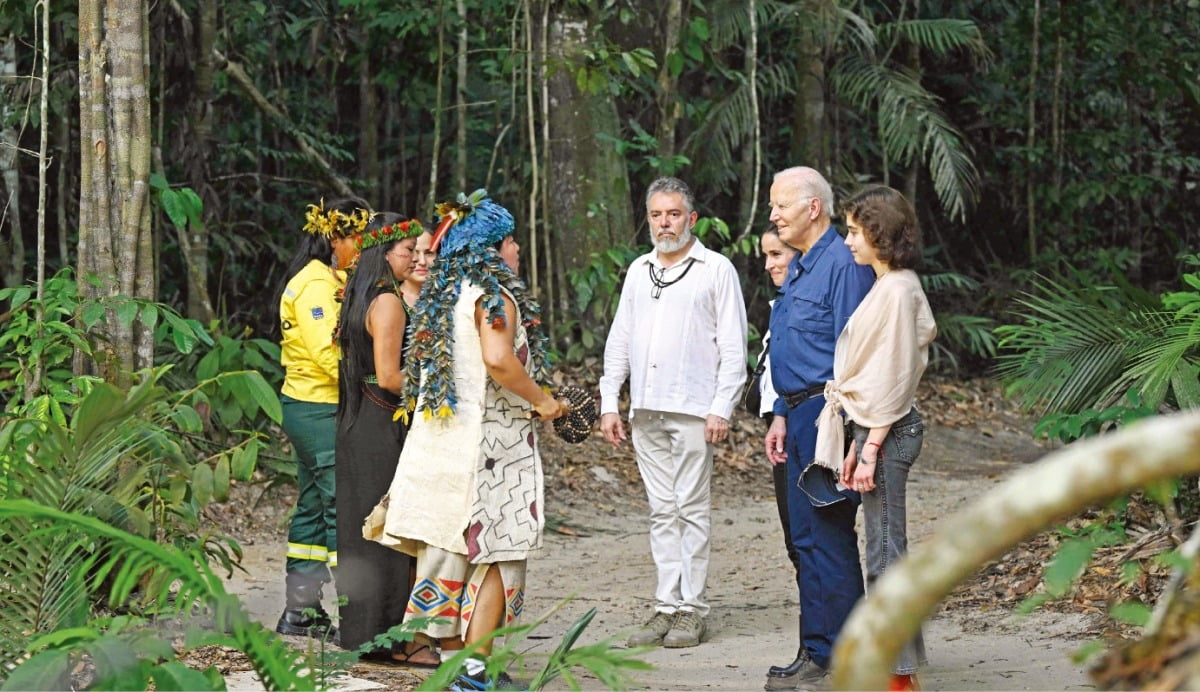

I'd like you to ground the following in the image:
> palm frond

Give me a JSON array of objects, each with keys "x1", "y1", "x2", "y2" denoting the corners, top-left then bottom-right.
[
  {"x1": 831, "y1": 56, "x2": 980, "y2": 221},
  {"x1": 876, "y1": 19, "x2": 992, "y2": 63},
  {"x1": 0, "y1": 500, "x2": 312, "y2": 690},
  {"x1": 995, "y1": 276, "x2": 1173, "y2": 414}
]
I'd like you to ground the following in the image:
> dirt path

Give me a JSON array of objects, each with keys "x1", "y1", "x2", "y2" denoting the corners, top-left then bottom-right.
[{"x1": 221, "y1": 402, "x2": 1102, "y2": 690}]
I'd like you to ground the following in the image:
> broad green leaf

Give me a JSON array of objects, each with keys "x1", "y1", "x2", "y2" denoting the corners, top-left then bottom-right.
[
  {"x1": 1, "y1": 648, "x2": 72, "y2": 691},
  {"x1": 81, "y1": 301, "x2": 106, "y2": 328},
  {"x1": 73, "y1": 383, "x2": 127, "y2": 446},
  {"x1": 667, "y1": 50, "x2": 683, "y2": 78},
  {"x1": 166, "y1": 313, "x2": 200, "y2": 354},
  {"x1": 192, "y1": 462, "x2": 214, "y2": 506},
  {"x1": 242, "y1": 371, "x2": 283, "y2": 423},
  {"x1": 116, "y1": 300, "x2": 140, "y2": 328},
  {"x1": 1108, "y1": 601, "x2": 1151, "y2": 626},
  {"x1": 1043, "y1": 538, "x2": 1094, "y2": 596},
  {"x1": 86, "y1": 636, "x2": 144, "y2": 690},
  {"x1": 197, "y1": 348, "x2": 221, "y2": 380},
  {"x1": 169, "y1": 475, "x2": 188, "y2": 505},
  {"x1": 231, "y1": 445, "x2": 258, "y2": 481},
  {"x1": 171, "y1": 406, "x2": 205, "y2": 434},
  {"x1": 149, "y1": 172, "x2": 169, "y2": 191},
  {"x1": 213, "y1": 455, "x2": 231, "y2": 503},
  {"x1": 9, "y1": 286, "x2": 32, "y2": 309},
  {"x1": 150, "y1": 661, "x2": 218, "y2": 692},
  {"x1": 160, "y1": 188, "x2": 188, "y2": 229},
  {"x1": 140, "y1": 304, "x2": 159, "y2": 331},
  {"x1": 180, "y1": 188, "x2": 204, "y2": 229}
]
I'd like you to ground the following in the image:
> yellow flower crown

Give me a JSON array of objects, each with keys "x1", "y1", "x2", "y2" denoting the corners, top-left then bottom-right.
[{"x1": 303, "y1": 199, "x2": 370, "y2": 239}]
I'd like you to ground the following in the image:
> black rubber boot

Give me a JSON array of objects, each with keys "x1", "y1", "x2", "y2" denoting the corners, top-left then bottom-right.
[
  {"x1": 768, "y1": 647, "x2": 806, "y2": 677},
  {"x1": 276, "y1": 573, "x2": 337, "y2": 639},
  {"x1": 767, "y1": 616, "x2": 805, "y2": 677}
]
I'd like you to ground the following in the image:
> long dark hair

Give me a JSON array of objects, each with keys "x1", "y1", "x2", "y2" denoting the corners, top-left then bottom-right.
[
  {"x1": 337, "y1": 212, "x2": 405, "y2": 421},
  {"x1": 275, "y1": 195, "x2": 369, "y2": 328}
]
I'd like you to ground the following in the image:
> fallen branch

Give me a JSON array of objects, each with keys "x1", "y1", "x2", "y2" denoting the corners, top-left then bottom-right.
[
  {"x1": 211, "y1": 48, "x2": 354, "y2": 199},
  {"x1": 833, "y1": 411, "x2": 1200, "y2": 691}
]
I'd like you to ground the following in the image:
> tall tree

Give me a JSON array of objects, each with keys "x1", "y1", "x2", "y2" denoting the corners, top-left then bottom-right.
[
  {"x1": 654, "y1": 0, "x2": 684, "y2": 163},
  {"x1": 543, "y1": 2, "x2": 632, "y2": 284},
  {"x1": 1, "y1": 33, "x2": 24, "y2": 287},
  {"x1": 77, "y1": 0, "x2": 154, "y2": 378},
  {"x1": 178, "y1": 0, "x2": 217, "y2": 322}
]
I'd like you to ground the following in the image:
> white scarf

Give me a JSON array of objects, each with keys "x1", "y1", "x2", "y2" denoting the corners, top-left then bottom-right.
[{"x1": 814, "y1": 270, "x2": 937, "y2": 473}]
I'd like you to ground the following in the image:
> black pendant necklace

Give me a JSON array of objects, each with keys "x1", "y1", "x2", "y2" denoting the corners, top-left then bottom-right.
[{"x1": 648, "y1": 258, "x2": 697, "y2": 299}]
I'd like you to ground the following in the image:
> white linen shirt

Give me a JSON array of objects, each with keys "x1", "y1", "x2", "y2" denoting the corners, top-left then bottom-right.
[{"x1": 600, "y1": 238, "x2": 748, "y2": 421}]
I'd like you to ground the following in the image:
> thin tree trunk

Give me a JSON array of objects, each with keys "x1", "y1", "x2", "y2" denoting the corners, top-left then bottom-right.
[
  {"x1": 383, "y1": 49, "x2": 396, "y2": 212},
  {"x1": 903, "y1": 30, "x2": 921, "y2": 204},
  {"x1": 181, "y1": 0, "x2": 217, "y2": 323},
  {"x1": 56, "y1": 109, "x2": 69, "y2": 268},
  {"x1": 427, "y1": 4, "x2": 446, "y2": 210},
  {"x1": 524, "y1": 0, "x2": 540, "y2": 300},
  {"x1": 739, "y1": 0, "x2": 762, "y2": 239},
  {"x1": 358, "y1": 51, "x2": 379, "y2": 201},
  {"x1": 1050, "y1": 11, "x2": 1064, "y2": 203},
  {"x1": 1, "y1": 34, "x2": 25, "y2": 287},
  {"x1": 25, "y1": 0, "x2": 50, "y2": 404},
  {"x1": 1025, "y1": 0, "x2": 1041, "y2": 259},
  {"x1": 455, "y1": 0, "x2": 468, "y2": 192},
  {"x1": 654, "y1": 0, "x2": 683, "y2": 164}
]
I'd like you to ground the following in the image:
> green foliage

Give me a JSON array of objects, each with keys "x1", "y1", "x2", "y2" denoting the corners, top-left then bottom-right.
[
  {"x1": 1017, "y1": 512, "x2": 1125, "y2": 615},
  {"x1": 0, "y1": 270, "x2": 213, "y2": 414},
  {"x1": 1033, "y1": 389, "x2": 1157, "y2": 444},
  {"x1": 418, "y1": 604, "x2": 652, "y2": 691},
  {"x1": 996, "y1": 263, "x2": 1200, "y2": 418},
  {"x1": 0, "y1": 501, "x2": 311, "y2": 690},
  {"x1": 560, "y1": 244, "x2": 644, "y2": 363},
  {"x1": 150, "y1": 174, "x2": 204, "y2": 233}
]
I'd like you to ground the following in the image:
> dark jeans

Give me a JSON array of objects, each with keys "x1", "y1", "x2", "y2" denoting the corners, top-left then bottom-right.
[
  {"x1": 850, "y1": 408, "x2": 927, "y2": 674},
  {"x1": 784, "y1": 397, "x2": 864, "y2": 669},
  {"x1": 768, "y1": 415, "x2": 802, "y2": 590}
]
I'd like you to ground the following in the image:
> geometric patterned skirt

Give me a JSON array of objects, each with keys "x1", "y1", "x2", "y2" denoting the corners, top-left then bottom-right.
[{"x1": 404, "y1": 543, "x2": 526, "y2": 640}]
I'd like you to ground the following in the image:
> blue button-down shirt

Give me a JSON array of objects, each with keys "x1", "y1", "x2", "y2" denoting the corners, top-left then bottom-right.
[{"x1": 769, "y1": 226, "x2": 875, "y2": 417}]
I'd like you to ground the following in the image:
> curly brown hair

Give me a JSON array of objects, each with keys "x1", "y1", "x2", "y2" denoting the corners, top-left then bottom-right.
[{"x1": 840, "y1": 185, "x2": 921, "y2": 269}]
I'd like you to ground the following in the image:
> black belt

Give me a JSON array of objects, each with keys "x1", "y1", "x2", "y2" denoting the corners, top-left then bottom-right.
[{"x1": 781, "y1": 384, "x2": 826, "y2": 409}]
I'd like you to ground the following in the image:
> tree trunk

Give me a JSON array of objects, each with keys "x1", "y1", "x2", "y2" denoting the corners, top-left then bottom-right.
[
  {"x1": 544, "y1": 5, "x2": 632, "y2": 272},
  {"x1": 427, "y1": 4, "x2": 446, "y2": 209},
  {"x1": 357, "y1": 50, "x2": 379, "y2": 202},
  {"x1": 790, "y1": 19, "x2": 826, "y2": 173},
  {"x1": 653, "y1": 0, "x2": 683, "y2": 164},
  {"x1": 1025, "y1": 0, "x2": 1041, "y2": 259},
  {"x1": 77, "y1": 0, "x2": 155, "y2": 381},
  {"x1": 1, "y1": 34, "x2": 24, "y2": 288},
  {"x1": 903, "y1": 34, "x2": 921, "y2": 204},
  {"x1": 738, "y1": 0, "x2": 763, "y2": 238},
  {"x1": 180, "y1": 0, "x2": 217, "y2": 323},
  {"x1": 455, "y1": 0, "x2": 468, "y2": 193}
]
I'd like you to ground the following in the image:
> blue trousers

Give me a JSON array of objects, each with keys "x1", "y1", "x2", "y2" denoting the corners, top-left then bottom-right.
[{"x1": 784, "y1": 397, "x2": 864, "y2": 669}]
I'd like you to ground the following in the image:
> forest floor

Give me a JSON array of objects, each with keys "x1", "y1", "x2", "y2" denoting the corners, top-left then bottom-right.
[{"x1": 202, "y1": 376, "x2": 1157, "y2": 691}]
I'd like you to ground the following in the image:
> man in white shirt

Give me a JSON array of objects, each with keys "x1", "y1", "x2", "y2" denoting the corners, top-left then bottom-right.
[{"x1": 600, "y1": 176, "x2": 748, "y2": 649}]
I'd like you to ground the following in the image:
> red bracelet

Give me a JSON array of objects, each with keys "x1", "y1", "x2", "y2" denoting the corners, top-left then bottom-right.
[{"x1": 866, "y1": 441, "x2": 882, "y2": 450}]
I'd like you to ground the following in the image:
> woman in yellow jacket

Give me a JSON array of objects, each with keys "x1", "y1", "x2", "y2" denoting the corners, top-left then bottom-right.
[{"x1": 276, "y1": 197, "x2": 368, "y2": 638}]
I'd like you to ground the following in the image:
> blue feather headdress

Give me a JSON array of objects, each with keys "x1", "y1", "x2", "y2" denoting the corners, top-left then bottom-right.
[{"x1": 397, "y1": 190, "x2": 550, "y2": 422}]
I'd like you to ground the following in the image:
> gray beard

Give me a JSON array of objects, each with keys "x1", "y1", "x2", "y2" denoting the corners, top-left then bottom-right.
[{"x1": 653, "y1": 228, "x2": 693, "y2": 254}]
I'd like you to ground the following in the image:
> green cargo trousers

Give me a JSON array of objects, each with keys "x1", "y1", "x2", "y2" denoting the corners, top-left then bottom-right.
[{"x1": 281, "y1": 396, "x2": 338, "y2": 582}]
